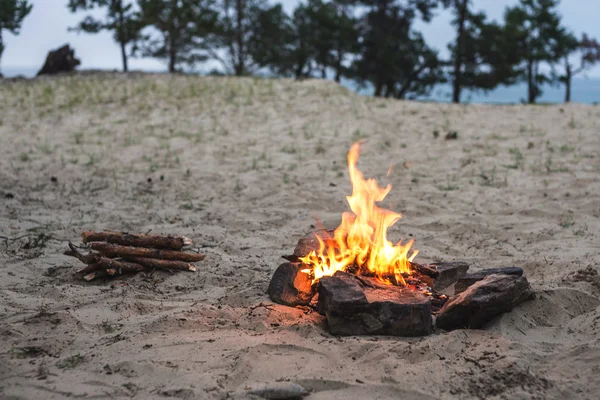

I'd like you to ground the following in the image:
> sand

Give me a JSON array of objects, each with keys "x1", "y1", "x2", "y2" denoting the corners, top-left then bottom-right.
[{"x1": 0, "y1": 73, "x2": 599, "y2": 399}]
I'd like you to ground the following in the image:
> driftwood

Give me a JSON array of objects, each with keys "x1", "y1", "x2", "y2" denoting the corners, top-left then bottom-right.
[
  {"x1": 120, "y1": 256, "x2": 196, "y2": 272},
  {"x1": 64, "y1": 243, "x2": 146, "y2": 277},
  {"x1": 82, "y1": 231, "x2": 192, "y2": 250},
  {"x1": 37, "y1": 44, "x2": 80, "y2": 76},
  {"x1": 89, "y1": 242, "x2": 204, "y2": 262}
]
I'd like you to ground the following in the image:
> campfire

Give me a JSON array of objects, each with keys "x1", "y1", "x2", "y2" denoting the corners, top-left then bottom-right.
[{"x1": 268, "y1": 142, "x2": 535, "y2": 336}]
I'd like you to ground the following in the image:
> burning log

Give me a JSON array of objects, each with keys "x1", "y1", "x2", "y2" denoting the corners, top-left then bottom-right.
[
  {"x1": 317, "y1": 271, "x2": 433, "y2": 336},
  {"x1": 454, "y1": 267, "x2": 523, "y2": 294},
  {"x1": 410, "y1": 262, "x2": 439, "y2": 280},
  {"x1": 417, "y1": 261, "x2": 470, "y2": 291},
  {"x1": 81, "y1": 231, "x2": 192, "y2": 250},
  {"x1": 436, "y1": 274, "x2": 534, "y2": 330},
  {"x1": 293, "y1": 229, "x2": 335, "y2": 258},
  {"x1": 89, "y1": 242, "x2": 205, "y2": 262},
  {"x1": 267, "y1": 263, "x2": 316, "y2": 306}
]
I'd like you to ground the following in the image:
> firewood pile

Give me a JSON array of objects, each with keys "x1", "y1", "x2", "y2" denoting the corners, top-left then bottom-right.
[{"x1": 65, "y1": 231, "x2": 205, "y2": 281}]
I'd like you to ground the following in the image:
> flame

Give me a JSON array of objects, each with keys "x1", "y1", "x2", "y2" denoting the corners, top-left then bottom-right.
[{"x1": 300, "y1": 142, "x2": 418, "y2": 285}]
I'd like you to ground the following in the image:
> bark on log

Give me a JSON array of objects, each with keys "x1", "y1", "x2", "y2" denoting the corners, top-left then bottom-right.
[
  {"x1": 317, "y1": 271, "x2": 433, "y2": 336},
  {"x1": 436, "y1": 274, "x2": 534, "y2": 330},
  {"x1": 65, "y1": 243, "x2": 146, "y2": 275},
  {"x1": 89, "y1": 242, "x2": 205, "y2": 262},
  {"x1": 267, "y1": 262, "x2": 316, "y2": 306},
  {"x1": 293, "y1": 229, "x2": 335, "y2": 257},
  {"x1": 454, "y1": 267, "x2": 524, "y2": 294},
  {"x1": 120, "y1": 256, "x2": 196, "y2": 272},
  {"x1": 81, "y1": 231, "x2": 192, "y2": 250}
]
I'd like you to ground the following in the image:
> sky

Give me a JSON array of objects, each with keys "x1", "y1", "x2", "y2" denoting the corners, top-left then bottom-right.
[{"x1": 1, "y1": 0, "x2": 600, "y2": 78}]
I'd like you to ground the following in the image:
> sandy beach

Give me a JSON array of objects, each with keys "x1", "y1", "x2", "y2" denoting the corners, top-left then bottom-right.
[{"x1": 1, "y1": 73, "x2": 599, "y2": 399}]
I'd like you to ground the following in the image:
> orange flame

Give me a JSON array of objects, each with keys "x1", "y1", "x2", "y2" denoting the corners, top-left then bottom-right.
[{"x1": 300, "y1": 142, "x2": 418, "y2": 285}]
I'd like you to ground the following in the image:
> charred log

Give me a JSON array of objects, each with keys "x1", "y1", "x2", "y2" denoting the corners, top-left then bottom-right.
[
  {"x1": 436, "y1": 274, "x2": 534, "y2": 330},
  {"x1": 293, "y1": 229, "x2": 335, "y2": 257},
  {"x1": 454, "y1": 267, "x2": 523, "y2": 294},
  {"x1": 418, "y1": 261, "x2": 470, "y2": 291},
  {"x1": 267, "y1": 263, "x2": 316, "y2": 306},
  {"x1": 317, "y1": 271, "x2": 433, "y2": 336}
]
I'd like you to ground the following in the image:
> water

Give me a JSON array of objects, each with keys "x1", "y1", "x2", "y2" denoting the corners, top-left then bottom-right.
[{"x1": 3, "y1": 66, "x2": 598, "y2": 104}]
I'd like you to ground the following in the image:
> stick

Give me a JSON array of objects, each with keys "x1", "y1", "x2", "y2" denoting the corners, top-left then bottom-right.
[
  {"x1": 81, "y1": 231, "x2": 192, "y2": 250},
  {"x1": 65, "y1": 242, "x2": 146, "y2": 275},
  {"x1": 121, "y1": 256, "x2": 196, "y2": 272},
  {"x1": 89, "y1": 242, "x2": 205, "y2": 262}
]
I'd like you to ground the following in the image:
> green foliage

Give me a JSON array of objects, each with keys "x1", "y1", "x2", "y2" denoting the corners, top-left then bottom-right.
[
  {"x1": 557, "y1": 33, "x2": 600, "y2": 102},
  {"x1": 205, "y1": 0, "x2": 275, "y2": 76},
  {"x1": 136, "y1": 0, "x2": 219, "y2": 72},
  {"x1": 502, "y1": 0, "x2": 573, "y2": 104},
  {"x1": 446, "y1": 0, "x2": 516, "y2": 102},
  {"x1": 351, "y1": 0, "x2": 445, "y2": 99},
  {"x1": 0, "y1": 0, "x2": 32, "y2": 69},
  {"x1": 67, "y1": 0, "x2": 141, "y2": 72}
]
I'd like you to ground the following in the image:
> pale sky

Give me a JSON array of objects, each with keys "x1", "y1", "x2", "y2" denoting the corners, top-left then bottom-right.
[{"x1": 2, "y1": 0, "x2": 599, "y2": 77}]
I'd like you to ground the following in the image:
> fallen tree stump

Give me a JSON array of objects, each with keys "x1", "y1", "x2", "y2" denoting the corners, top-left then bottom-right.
[
  {"x1": 436, "y1": 274, "x2": 534, "y2": 330},
  {"x1": 37, "y1": 44, "x2": 80, "y2": 76},
  {"x1": 82, "y1": 231, "x2": 192, "y2": 250},
  {"x1": 454, "y1": 267, "x2": 523, "y2": 294}
]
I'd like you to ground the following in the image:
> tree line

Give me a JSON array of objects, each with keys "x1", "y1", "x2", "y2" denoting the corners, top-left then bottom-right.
[{"x1": 1, "y1": 0, "x2": 599, "y2": 103}]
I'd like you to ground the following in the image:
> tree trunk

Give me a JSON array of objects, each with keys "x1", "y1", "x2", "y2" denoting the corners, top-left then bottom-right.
[
  {"x1": 527, "y1": 59, "x2": 535, "y2": 104},
  {"x1": 235, "y1": 0, "x2": 245, "y2": 76},
  {"x1": 334, "y1": 58, "x2": 341, "y2": 83},
  {"x1": 116, "y1": 1, "x2": 128, "y2": 72},
  {"x1": 564, "y1": 59, "x2": 571, "y2": 103},
  {"x1": 321, "y1": 67, "x2": 326, "y2": 79},
  {"x1": 168, "y1": 33, "x2": 177, "y2": 73},
  {"x1": 374, "y1": 80, "x2": 383, "y2": 97},
  {"x1": 452, "y1": 0, "x2": 468, "y2": 104}
]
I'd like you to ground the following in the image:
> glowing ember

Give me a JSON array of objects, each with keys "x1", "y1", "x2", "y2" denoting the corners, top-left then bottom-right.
[{"x1": 300, "y1": 142, "x2": 418, "y2": 285}]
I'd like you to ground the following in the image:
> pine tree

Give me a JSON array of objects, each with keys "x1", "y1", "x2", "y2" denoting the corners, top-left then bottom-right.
[
  {"x1": 300, "y1": 0, "x2": 358, "y2": 82},
  {"x1": 445, "y1": 0, "x2": 524, "y2": 103},
  {"x1": 246, "y1": 3, "x2": 313, "y2": 79},
  {"x1": 207, "y1": 0, "x2": 279, "y2": 76},
  {"x1": 68, "y1": 0, "x2": 140, "y2": 72},
  {"x1": 0, "y1": 0, "x2": 32, "y2": 75},
  {"x1": 352, "y1": 0, "x2": 444, "y2": 99},
  {"x1": 557, "y1": 33, "x2": 600, "y2": 103},
  {"x1": 137, "y1": 0, "x2": 218, "y2": 73},
  {"x1": 503, "y1": 0, "x2": 566, "y2": 104}
]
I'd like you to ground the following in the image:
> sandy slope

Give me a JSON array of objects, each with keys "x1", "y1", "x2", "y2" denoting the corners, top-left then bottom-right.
[{"x1": 0, "y1": 73, "x2": 599, "y2": 399}]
